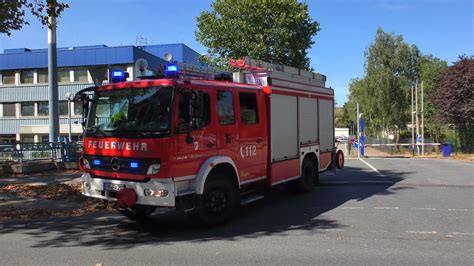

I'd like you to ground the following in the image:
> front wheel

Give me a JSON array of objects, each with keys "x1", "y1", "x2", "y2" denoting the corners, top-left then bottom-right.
[
  {"x1": 118, "y1": 204, "x2": 156, "y2": 222},
  {"x1": 194, "y1": 178, "x2": 238, "y2": 226}
]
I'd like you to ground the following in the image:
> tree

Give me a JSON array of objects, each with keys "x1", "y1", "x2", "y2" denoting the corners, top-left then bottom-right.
[
  {"x1": 195, "y1": 0, "x2": 320, "y2": 69},
  {"x1": 0, "y1": 0, "x2": 69, "y2": 36},
  {"x1": 347, "y1": 28, "x2": 420, "y2": 142},
  {"x1": 418, "y1": 55, "x2": 448, "y2": 143},
  {"x1": 431, "y1": 56, "x2": 474, "y2": 153}
]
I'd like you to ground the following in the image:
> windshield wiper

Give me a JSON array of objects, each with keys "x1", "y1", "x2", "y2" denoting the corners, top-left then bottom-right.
[{"x1": 87, "y1": 125, "x2": 109, "y2": 137}]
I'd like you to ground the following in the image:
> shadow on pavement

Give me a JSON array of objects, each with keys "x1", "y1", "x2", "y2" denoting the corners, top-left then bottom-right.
[{"x1": 0, "y1": 164, "x2": 412, "y2": 250}]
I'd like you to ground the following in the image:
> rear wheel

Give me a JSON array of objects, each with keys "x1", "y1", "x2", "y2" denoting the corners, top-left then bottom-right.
[
  {"x1": 297, "y1": 158, "x2": 315, "y2": 193},
  {"x1": 118, "y1": 204, "x2": 156, "y2": 222},
  {"x1": 195, "y1": 178, "x2": 238, "y2": 226},
  {"x1": 336, "y1": 150, "x2": 344, "y2": 169}
]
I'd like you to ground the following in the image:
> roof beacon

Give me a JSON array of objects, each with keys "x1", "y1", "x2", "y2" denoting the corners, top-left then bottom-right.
[
  {"x1": 165, "y1": 63, "x2": 180, "y2": 78},
  {"x1": 111, "y1": 70, "x2": 129, "y2": 83}
]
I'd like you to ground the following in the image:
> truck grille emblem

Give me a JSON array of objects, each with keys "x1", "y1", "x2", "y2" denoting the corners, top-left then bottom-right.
[{"x1": 111, "y1": 157, "x2": 121, "y2": 171}]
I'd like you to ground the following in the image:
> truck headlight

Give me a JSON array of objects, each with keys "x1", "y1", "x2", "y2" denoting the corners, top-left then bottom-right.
[
  {"x1": 82, "y1": 158, "x2": 91, "y2": 169},
  {"x1": 147, "y1": 164, "x2": 160, "y2": 175}
]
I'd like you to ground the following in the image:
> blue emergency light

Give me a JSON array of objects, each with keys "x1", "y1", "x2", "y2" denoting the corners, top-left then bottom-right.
[
  {"x1": 111, "y1": 69, "x2": 128, "y2": 83},
  {"x1": 93, "y1": 159, "x2": 101, "y2": 166},
  {"x1": 165, "y1": 63, "x2": 180, "y2": 78},
  {"x1": 130, "y1": 162, "x2": 139, "y2": 169}
]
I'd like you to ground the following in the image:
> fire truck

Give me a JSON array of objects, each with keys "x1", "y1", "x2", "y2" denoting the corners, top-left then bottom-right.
[{"x1": 77, "y1": 57, "x2": 344, "y2": 224}]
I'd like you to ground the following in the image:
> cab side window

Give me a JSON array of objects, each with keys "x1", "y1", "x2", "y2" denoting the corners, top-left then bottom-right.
[
  {"x1": 178, "y1": 91, "x2": 211, "y2": 131},
  {"x1": 239, "y1": 92, "x2": 259, "y2": 124},
  {"x1": 217, "y1": 90, "x2": 235, "y2": 125}
]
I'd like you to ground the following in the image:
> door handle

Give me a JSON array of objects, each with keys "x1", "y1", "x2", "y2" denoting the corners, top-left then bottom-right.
[
  {"x1": 256, "y1": 137, "x2": 263, "y2": 144},
  {"x1": 226, "y1": 133, "x2": 231, "y2": 144},
  {"x1": 206, "y1": 142, "x2": 215, "y2": 148}
]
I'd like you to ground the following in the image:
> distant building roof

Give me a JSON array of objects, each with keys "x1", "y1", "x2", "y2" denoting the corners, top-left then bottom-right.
[{"x1": 0, "y1": 43, "x2": 206, "y2": 71}]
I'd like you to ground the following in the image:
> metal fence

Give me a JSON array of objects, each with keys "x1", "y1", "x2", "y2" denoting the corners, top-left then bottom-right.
[{"x1": 0, "y1": 142, "x2": 82, "y2": 163}]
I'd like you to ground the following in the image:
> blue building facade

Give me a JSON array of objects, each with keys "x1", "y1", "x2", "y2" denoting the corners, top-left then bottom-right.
[{"x1": 0, "y1": 43, "x2": 206, "y2": 143}]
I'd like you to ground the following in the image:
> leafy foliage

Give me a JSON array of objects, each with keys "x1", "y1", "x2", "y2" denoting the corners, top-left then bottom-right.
[
  {"x1": 347, "y1": 28, "x2": 420, "y2": 140},
  {"x1": 431, "y1": 56, "x2": 474, "y2": 152},
  {"x1": 0, "y1": 0, "x2": 69, "y2": 36},
  {"x1": 195, "y1": 0, "x2": 320, "y2": 69},
  {"x1": 418, "y1": 55, "x2": 448, "y2": 142}
]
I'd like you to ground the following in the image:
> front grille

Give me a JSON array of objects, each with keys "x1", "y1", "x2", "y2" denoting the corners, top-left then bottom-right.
[{"x1": 85, "y1": 155, "x2": 159, "y2": 175}]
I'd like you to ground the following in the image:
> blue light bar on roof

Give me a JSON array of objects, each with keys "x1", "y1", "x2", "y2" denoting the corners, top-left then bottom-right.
[
  {"x1": 111, "y1": 69, "x2": 128, "y2": 83},
  {"x1": 165, "y1": 63, "x2": 180, "y2": 78}
]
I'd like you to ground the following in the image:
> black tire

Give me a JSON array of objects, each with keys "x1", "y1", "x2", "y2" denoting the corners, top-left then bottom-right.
[
  {"x1": 195, "y1": 178, "x2": 238, "y2": 226},
  {"x1": 336, "y1": 150, "x2": 344, "y2": 169},
  {"x1": 297, "y1": 158, "x2": 316, "y2": 193},
  {"x1": 118, "y1": 204, "x2": 156, "y2": 222}
]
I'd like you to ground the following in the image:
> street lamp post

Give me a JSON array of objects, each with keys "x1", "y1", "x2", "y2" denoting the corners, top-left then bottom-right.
[{"x1": 65, "y1": 92, "x2": 73, "y2": 142}]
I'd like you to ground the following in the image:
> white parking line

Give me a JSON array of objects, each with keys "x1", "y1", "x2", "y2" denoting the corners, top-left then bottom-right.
[
  {"x1": 359, "y1": 159, "x2": 384, "y2": 176},
  {"x1": 411, "y1": 207, "x2": 437, "y2": 211},
  {"x1": 406, "y1": 230, "x2": 438, "y2": 234},
  {"x1": 341, "y1": 206, "x2": 364, "y2": 210},
  {"x1": 452, "y1": 232, "x2": 474, "y2": 236},
  {"x1": 448, "y1": 209, "x2": 473, "y2": 212},
  {"x1": 375, "y1": 207, "x2": 399, "y2": 210}
]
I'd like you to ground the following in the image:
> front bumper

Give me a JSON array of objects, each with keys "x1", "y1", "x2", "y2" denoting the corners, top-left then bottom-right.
[{"x1": 81, "y1": 172, "x2": 176, "y2": 207}]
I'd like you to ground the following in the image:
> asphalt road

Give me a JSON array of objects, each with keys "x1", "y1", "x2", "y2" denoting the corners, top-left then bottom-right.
[{"x1": 1, "y1": 158, "x2": 472, "y2": 265}]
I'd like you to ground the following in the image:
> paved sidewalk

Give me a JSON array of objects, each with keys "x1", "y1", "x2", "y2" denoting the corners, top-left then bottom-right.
[
  {"x1": 0, "y1": 170, "x2": 82, "y2": 186},
  {"x1": 0, "y1": 170, "x2": 101, "y2": 221}
]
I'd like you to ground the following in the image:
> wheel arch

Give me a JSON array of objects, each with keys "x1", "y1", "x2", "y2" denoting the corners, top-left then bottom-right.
[
  {"x1": 195, "y1": 156, "x2": 240, "y2": 195},
  {"x1": 303, "y1": 152, "x2": 319, "y2": 172}
]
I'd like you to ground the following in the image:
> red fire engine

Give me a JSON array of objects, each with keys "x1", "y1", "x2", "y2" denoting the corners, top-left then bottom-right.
[{"x1": 77, "y1": 57, "x2": 344, "y2": 224}]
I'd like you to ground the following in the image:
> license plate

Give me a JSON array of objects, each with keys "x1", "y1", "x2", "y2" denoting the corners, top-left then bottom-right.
[{"x1": 103, "y1": 183, "x2": 125, "y2": 192}]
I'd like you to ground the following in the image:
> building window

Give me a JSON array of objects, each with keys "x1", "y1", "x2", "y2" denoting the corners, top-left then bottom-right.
[
  {"x1": 217, "y1": 90, "x2": 235, "y2": 125},
  {"x1": 2, "y1": 103, "x2": 16, "y2": 117},
  {"x1": 2, "y1": 71, "x2": 15, "y2": 85},
  {"x1": 21, "y1": 102, "x2": 35, "y2": 116},
  {"x1": 59, "y1": 101, "x2": 68, "y2": 116},
  {"x1": 22, "y1": 136, "x2": 34, "y2": 143},
  {"x1": 239, "y1": 92, "x2": 259, "y2": 124},
  {"x1": 73, "y1": 102, "x2": 83, "y2": 116},
  {"x1": 37, "y1": 69, "x2": 48, "y2": 83},
  {"x1": 58, "y1": 68, "x2": 70, "y2": 83},
  {"x1": 20, "y1": 69, "x2": 34, "y2": 84},
  {"x1": 73, "y1": 67, "x2": 88, "y2": 82},
  {"x1": 38, "y1": 101, "x2": 49, "y2": 116}
]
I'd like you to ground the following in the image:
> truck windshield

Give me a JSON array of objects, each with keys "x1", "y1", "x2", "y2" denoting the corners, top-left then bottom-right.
[{"x1": 86, "y1": 87, "x2": 173, "y2": 137}]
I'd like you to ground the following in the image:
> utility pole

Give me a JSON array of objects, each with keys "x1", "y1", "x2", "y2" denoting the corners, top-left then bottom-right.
[
  {"x1": 415, "y1": 82, "x2": 419, "y2": 156},
  {"x1": 65, "y1": 93, "x2": 72, "y2": 142},
  {"x1": 421, "y1": 81, "x2": 424, "y2": 156},
  {"x1": 411, "y1": 85, "x2": 415, "y2": 157},
  {"x1": 357, "y1": 103, "x2": 360, "y2": 159},
  {"x1": 48, "y1": 1, "x2": 59, "y2": 143}
]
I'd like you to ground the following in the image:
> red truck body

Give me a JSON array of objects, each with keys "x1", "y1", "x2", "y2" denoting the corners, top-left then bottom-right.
[{"x1": 79, "y1": 58, "x2": 341, "y2": 223}]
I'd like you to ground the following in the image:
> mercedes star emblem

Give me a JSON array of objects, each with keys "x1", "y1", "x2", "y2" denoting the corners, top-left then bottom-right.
[{"x1": 111, "y1": 157, "x2": 120, "y2": 171}]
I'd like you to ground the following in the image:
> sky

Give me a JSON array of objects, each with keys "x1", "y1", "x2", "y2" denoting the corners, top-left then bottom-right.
[{"x1": 0, "y1": 0, "x2": 472, "y2": 106}]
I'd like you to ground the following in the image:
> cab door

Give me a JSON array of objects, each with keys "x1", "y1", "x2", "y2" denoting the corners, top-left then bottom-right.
[
  {"x1": 171, "y1": 88, "x2": 217, "y2": 178},
  {"x1": 235, "y1": 90, "x2": 266, "y2": 182},
  {"x1": 215, "y1": 90, "x2": 239, "y2": 163}
]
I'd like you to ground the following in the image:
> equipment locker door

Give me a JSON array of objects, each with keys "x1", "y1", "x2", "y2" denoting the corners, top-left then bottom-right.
[{"x1": 236, "y1": 90, "x2": 266, "y2": 182}]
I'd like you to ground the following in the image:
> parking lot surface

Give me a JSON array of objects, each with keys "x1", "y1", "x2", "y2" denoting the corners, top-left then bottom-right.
[{"x1": 0, "y1": 158, "x2": 472, "y2": 265}]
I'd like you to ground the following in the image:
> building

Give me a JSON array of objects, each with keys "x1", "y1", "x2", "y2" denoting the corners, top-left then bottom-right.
[{"x1": 0, "y1": 43, "x2": 206, "y2": 143}]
